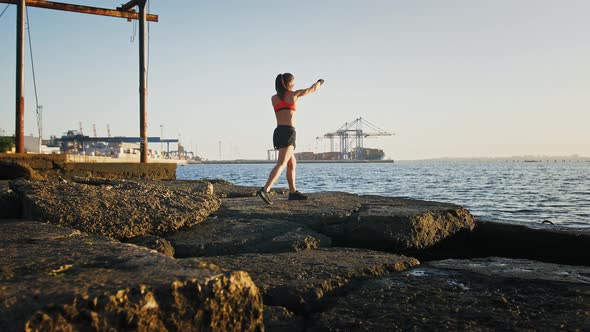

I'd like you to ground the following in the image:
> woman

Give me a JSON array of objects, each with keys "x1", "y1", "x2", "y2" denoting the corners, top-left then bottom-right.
[{"x1": 258, "y1": 73, "x2": 324, "y2": 205}]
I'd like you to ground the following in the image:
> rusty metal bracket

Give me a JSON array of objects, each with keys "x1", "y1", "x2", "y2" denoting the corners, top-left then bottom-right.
[{"x1": 117, "y1": 0, "x2": 140, "y2": 12}]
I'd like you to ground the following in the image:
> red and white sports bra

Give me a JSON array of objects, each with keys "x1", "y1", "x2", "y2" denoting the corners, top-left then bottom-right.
[{"x1": 273, "y1": 94, "x2": 296, "y2": 112}]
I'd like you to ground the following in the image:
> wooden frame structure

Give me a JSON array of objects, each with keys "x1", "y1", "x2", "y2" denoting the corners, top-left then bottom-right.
[{"x1": 1, "y1": 0, "x2": 158, "y2": 162}]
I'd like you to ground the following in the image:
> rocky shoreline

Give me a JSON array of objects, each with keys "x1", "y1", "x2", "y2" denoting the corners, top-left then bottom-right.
[{"x1": 0, "y1": 173, "x2": 588, "y2": 330}]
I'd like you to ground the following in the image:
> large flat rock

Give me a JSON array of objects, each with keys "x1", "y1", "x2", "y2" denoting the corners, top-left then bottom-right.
[
  {"x1": 166, "y1": 216, "x2": 332, "y2": 257},
  {"x1": 10, "y1": 178, "x2": 221, "y2": 240},
  {"x1": 218, "y1": 192, "x2": 363, "y2": 223},
  {"x1": 202, "y1": 248, "x2": 419, "y2": 313},
  {"x1": 309, "y1": 257, "x2": 590, "y2": 331},
  {"x1": 217, "y1": 192, "x2": 475, "y2": 253},
  {"x1": 323, "y1": 194, "x2": 475, "y2": 252},
  {"x1": 0, "y1": 219, "x2": 263, "y2": 331}
]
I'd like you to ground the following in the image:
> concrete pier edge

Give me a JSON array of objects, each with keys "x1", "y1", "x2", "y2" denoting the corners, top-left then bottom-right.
[{"x1": 0, "y1": 153, "x2": 177, "y2": 180}]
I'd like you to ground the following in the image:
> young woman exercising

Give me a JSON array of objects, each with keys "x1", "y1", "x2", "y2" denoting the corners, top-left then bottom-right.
[{"x1": 258, "y1": 73, "x2": 324, "y2": 204}]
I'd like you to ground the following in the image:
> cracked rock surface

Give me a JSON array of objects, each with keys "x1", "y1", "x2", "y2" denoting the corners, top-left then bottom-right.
[
  {"x1": 308, "y1": 257, "x2": 590, "y2": 331},
  {"x1": 10, "y1": 178, "x2": 221, "y2": 240},
  {"x1": 3, "y1": 178, "x2": 586, "y2": 331},
  {"x1": 202, "y1": 248, "x2": 419, "y2": 313},
  {"x1": 0, "y1": 219, "x2": 264, "y2": 331},
  {"x1": 214, "y1": 192, "x2": 475, "y2": 253}
]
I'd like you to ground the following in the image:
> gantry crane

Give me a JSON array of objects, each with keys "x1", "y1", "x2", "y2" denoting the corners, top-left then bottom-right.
[{"x1": 318, "y1": 117, "x2": 394, "y2": 160}]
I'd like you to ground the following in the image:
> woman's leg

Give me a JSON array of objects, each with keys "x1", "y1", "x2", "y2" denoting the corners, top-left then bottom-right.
[
  {"x1": 263, "y1": 145, "x2": 294, "y2": 192},
  {"x1": 286, "y1": 154, "x2": 297, "y2": 192}
]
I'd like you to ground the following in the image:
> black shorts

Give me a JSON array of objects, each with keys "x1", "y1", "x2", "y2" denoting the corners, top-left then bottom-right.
[{"x1": 273, "y1": 125, "x2": 296, "y2": 150}]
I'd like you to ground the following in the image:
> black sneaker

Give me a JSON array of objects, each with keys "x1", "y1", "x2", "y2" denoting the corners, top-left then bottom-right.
[
  {"x1": 288, "y1": 191, "x2": 308, "y2": 200},
  {"x1": 257, "y1": 187, "x2": 274, "y2": 205}
]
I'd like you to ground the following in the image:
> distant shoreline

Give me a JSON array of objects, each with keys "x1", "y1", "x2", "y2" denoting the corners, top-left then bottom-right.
[
  {"x1": 396, "y1": 158, "x2": 590, "y2": 162},
  {"x1": 193, "y1": 160, "x2": 395, "y2": 165},
  {"x1": 187, "y1": 158, "x2": 590, "y2": 165}
]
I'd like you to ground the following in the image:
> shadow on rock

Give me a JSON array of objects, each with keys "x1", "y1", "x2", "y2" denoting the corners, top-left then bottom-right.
[
  {"x1": 421, "y1": 220, "x2": 590, "y2": 266},
  {"x1": 0, "y1": 159, "x2": 43, "y2": 180}
]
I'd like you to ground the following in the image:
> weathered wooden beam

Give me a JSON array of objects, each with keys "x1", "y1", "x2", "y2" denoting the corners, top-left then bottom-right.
[{"x1": 0, "y1": 0, "x2": 158, "y2": 22}]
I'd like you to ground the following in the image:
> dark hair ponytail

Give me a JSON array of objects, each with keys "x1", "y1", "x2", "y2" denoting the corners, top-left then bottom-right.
[{"x1": 275, "y1": 73, "x2": 294, "y2": 99}]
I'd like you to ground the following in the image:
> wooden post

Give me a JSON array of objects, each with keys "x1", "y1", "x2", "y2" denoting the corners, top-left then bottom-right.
[
  {"x1": 15, "y1": 0, "x2": 25, "y2": 153},
  {"x1": 138, "y1": 0, "x2": 147, "y2": 163}
]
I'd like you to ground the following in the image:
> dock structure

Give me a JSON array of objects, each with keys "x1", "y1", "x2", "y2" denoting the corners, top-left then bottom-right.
[
  {"x1": 55, "y1": 133, "x2": 179, "y2": 157},
  {"x1": 1, "y1": 0, "x2": 158, "y2": 163}
]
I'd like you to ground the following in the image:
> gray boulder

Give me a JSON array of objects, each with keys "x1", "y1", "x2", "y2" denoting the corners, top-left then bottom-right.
[
  {"x1": 322, "y1": 195, "x2": 475, "y2": 252},
  {"x1": 0, "y1": 219, "x2": 264, "y2": 331},
  {"x1": 10, "y1": 178, "x2": 221, "y2": 240},
  {"x1": 217, "y1": 192, "x2": 474, "y2": 253}
]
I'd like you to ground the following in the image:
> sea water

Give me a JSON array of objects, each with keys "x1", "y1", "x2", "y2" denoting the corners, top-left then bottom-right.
[{"x1": 177, "y1": 161, "x2": 590, "y2": 228}]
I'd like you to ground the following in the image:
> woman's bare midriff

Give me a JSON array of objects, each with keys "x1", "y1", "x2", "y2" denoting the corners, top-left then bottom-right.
[{"x1": 275, "y1": 109, "x2": 295, "y2": 127}]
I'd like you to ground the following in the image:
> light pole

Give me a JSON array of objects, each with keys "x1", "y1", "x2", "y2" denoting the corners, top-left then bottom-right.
[
  {"x1": 37, "y1": 105, "x2": 43, "y2": 153},
  {"x1": 159, "y1": 124, "x2": 163, "y2": 157}
]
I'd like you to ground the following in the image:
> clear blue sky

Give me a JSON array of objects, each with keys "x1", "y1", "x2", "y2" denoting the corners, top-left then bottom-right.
[{"x1": 1, "y1": 0, "x2": 589, "y2": 160}]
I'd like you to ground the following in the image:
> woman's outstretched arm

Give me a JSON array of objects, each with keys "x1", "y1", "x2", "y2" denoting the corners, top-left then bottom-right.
[{"x1": 294, "y1": 79, "x2": 324, "y2": 98}]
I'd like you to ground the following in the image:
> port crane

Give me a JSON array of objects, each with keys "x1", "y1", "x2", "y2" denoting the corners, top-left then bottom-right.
[{"x1": 318, "y1": 117, "x2": 394, "y2": 160}]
